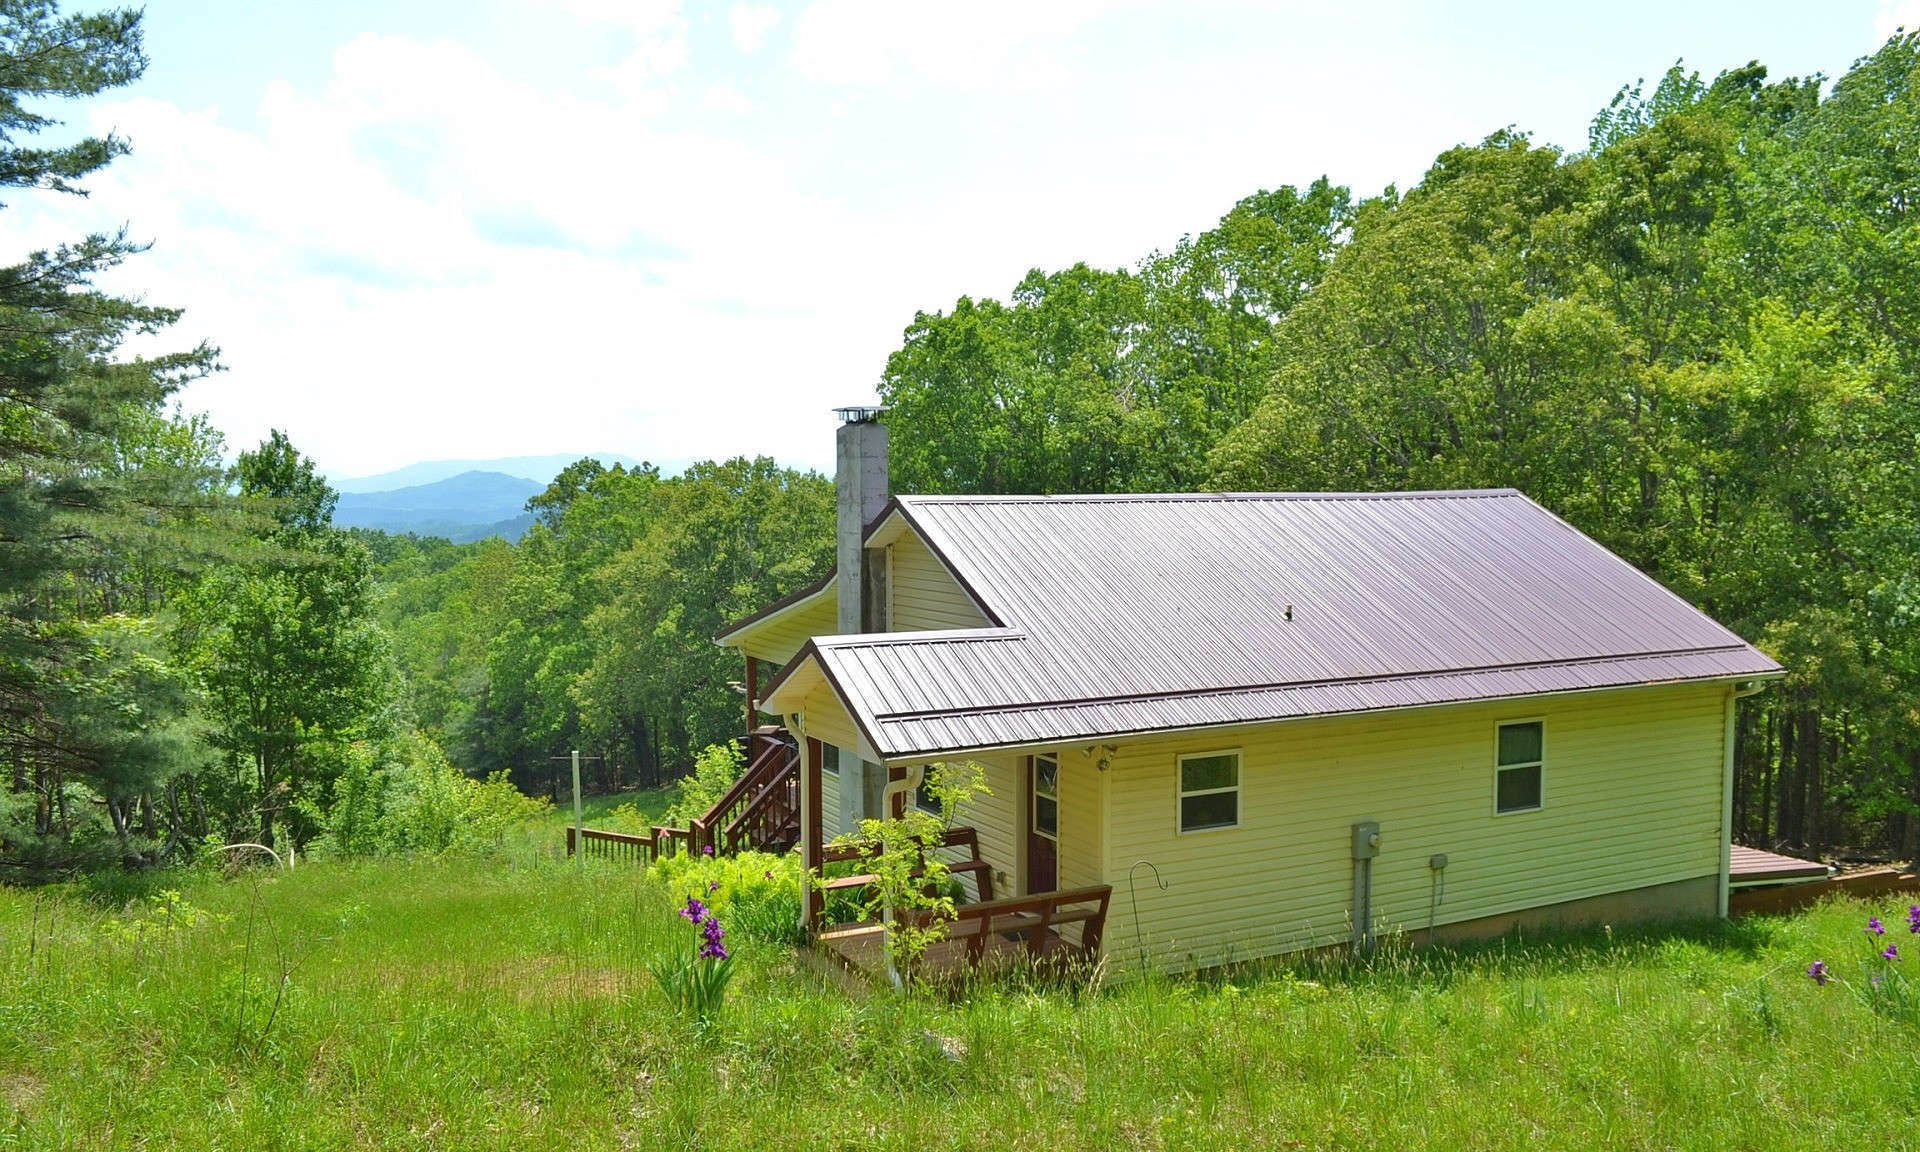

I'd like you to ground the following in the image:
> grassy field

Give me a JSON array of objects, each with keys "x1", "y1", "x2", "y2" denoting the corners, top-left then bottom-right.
[{"x1": 2, "y1": 840, "x2": 1918, "y2": 1150}]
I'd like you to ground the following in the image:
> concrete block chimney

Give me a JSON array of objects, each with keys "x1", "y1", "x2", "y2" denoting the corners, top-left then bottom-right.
[
  {"x1": 834, "y1": 406, "x2": 889, "y2": 635},
  {"x1": 832, "y1": 405, "x2": 889, "y2": 821}
]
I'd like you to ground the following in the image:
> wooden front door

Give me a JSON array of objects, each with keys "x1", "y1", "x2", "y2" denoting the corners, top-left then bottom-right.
[{"x1": 1027, "y1": 753, "x2": 1059, "y2": 893}]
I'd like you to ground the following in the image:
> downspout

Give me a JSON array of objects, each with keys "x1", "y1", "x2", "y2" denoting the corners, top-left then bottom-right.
[{"x1": 1720, "y1": 681, "x2": 1767, "y2": 917}]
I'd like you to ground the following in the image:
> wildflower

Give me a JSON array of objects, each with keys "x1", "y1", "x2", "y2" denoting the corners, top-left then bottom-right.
[
  {"x1": 1807, "y1": 960, "x2": 1829, "y2": 986},
  {"x1": 680, "y1": 896, "x2": 708, "y2": 925},
  {"x1": 707, "y1": 880, "x2": 721, "y2": 894},
  {"x1": 1908, "y1": 905, "x2": 1920, "y2": 934},
  {"x1": 699, "y1": 915, "x2": 729, "y2": 961},
  {"x1": 1867, "y1": 917, "x2": 1886, "y2": 936},
  {"x1": 1884, "y1": 943, "x2": 1901, "y2": 962},
  {"x1": 764, "y1": 870, "x2": 774, "y2": 880},
  {"x1": 702, "y1": 844, "x2": 715, "y2": 857}
]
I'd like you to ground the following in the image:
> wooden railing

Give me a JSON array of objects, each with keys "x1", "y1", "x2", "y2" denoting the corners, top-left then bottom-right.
[
  {"x1": 689, "y1": 726, "x2": 797, "y2": 856},
  {"x1": 566, "y1": 825, "x2": 655, "y2": 865},
  {"x1": 815, "y1": 884, "x2": 1114, "y2": 983},
  {"x1": 568, "y1": 727, "x2": 800, "y2": 864},
  {"x1": 900, "y1": 885, "x2": 1113, "y2": 968},
  {"x1": 820, "y1": 825, "x2": 996, "y2": 905}
]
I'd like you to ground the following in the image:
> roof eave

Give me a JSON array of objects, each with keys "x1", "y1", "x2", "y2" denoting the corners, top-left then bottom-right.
[{"x1": 867, "y1": 667, "x2": 1784, "y2": 764}]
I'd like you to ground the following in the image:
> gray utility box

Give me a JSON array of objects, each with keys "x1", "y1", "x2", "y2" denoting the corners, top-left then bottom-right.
[{"x1": 1351, "y1": 821, "x2": 1381, "y2": 859}]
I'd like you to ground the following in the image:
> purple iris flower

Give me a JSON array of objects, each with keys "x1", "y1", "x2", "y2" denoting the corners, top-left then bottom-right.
[
  {"x1": 1867, "y1": 917, "x2": 1886, "y2": 936},
  {"x1": 702, "y1": 844, "x2": 715, "y2": 857},
  {"x1": 1884, "y1": 943, "x2": 1901, "y2": 962},
  {"x1": 708, "y1": 880, "x2": 721, "y2": 894},
  {"x1": 680, "y1": 896, "x2": 708, "y2": 925},
  {"x1": 698, "y1": 915, "x2": 728, "y2": 961},
  {"x1": 1807, "y1": 960, "x2": 1829, "y2": 985},
  {"x1": 1908, "y1": 905, "x2": 1920, "y2": 934},
  {"x1": 764, "y1": 870, "x2": 775, "y2": 880}
]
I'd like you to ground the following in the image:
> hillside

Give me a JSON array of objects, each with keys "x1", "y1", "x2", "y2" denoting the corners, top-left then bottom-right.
[
  {"x1": 333, "y1": 470, "x2": 543, "y2": 541},
  {"x1": 1, "y1": 843, "x2": 1912, "y2": 1150}
]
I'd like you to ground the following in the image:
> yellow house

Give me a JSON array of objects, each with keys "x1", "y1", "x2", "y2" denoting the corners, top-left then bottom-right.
[{"x1": 718, "y1": 410, "x2": 1781, "y2": 975}]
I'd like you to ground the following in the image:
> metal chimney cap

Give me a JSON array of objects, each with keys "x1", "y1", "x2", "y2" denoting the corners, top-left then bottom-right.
[{"x1": 834, "y1": 405, "x2": 887, "y2": 424}]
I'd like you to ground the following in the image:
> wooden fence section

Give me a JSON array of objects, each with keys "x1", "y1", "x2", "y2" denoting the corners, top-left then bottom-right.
[{"x1": 565, "y1": 826, "x2": 655, "y2": 865}]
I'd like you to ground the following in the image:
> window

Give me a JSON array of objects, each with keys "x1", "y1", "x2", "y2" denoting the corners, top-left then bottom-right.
[
  {"x1": 914, "y1": 766, "x2": 939, "y2": 813},
  {"x1": 1178, "y1": 751, "x2": 1240, "y2": 832},
  {"x1": 1032, "y1": 754, "x2": 1059, "y2": 839},
  {"x1": 1495, "y1": 720, "x2": 1544, "y2": 813},
  {"x1": 822, "y1": 744, "x2": 840, "y2": 776}
]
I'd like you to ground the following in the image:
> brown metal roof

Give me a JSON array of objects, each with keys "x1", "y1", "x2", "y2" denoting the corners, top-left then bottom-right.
[{"x1": 789, "y1": 490, "x2": 1782, "y2": 759}]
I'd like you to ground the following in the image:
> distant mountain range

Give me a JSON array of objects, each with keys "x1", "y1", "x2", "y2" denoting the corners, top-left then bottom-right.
[
  {"x1": 331, "y1": 453, "x2": 654, "y2": 494},
  {"x1": 328, "y1": 453, "x2": 696, "y2": 543},
  {"x1": 333, "y1": 471, "x2": 545, "y2": 542}
]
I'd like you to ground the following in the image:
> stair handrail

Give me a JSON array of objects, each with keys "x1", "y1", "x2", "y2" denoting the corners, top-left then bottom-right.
[
  {"x1": 689, "y1": 726, "x2": 795, "y2": 854},
  {"x1": 722, "y1": 756, "x2": 799, "y2": 847}
]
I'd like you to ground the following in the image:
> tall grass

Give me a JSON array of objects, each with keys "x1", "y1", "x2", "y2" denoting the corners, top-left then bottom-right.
[{"x1": 2, "y1": 852, "x2": 1915, "y2": 1150}]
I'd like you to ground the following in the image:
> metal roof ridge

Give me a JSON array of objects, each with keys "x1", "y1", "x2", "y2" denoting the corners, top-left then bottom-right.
[
  {"x1": 895, "y1": 488, "x2": 1525, "y2": 506},
  {"x1": 865, "y1": 643, "x2": 1779, "y2": 723}
]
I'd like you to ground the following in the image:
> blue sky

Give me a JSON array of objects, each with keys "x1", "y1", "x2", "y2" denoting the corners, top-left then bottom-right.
[{"x1": 2, "y1": 1, "x2": 1908, "y2": 478}]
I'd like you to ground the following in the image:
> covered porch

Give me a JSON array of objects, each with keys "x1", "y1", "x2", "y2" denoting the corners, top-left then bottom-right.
[{"x1": 782, "y1": 712, "x2": 1114, "y2": 985}]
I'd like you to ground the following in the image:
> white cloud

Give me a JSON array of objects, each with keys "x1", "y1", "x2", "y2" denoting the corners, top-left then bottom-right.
[
  {"x1": 789, "y1": 0, "x2": 1105, "y2": 90},
  {"x1": 702, "y1": 83, "x2": 756, "y2": 113},
  {"x1": 0, "y1": 0, "x2": 1885, "y2": 484},
  {"x1": 1876, "y1": 0, "x2": 1920, "y2": 39},
  {"x1": 729, "y1": 4, "x2": 781, "y2": 54},
  {"x1": 0, "y1": 31, "x2": 891, "y2": 476}
]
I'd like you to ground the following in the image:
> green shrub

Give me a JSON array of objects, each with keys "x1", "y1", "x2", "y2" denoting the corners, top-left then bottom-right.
[
  {"x1": 650, "y1": 849, "x2": 805, "y2": 945},
  {"x1": 314, "y1": 731, "x2": 549, "y2": 856},
  {"x1": 661, "y1": 741, "x2": 744, "y2": 826}
]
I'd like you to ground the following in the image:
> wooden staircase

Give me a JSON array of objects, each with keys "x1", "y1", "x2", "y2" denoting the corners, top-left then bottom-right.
[{"x1": 613, "y1": 725, "x2": 799, "y2": 861}]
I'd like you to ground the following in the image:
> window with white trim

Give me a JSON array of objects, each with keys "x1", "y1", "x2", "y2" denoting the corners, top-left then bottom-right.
[
  {"x1": 822, "y1": 744, "x2": 839, "y2": 776},
  {"x1": 1495, "y1": 720, "x2": 1544, "y2": 813},
  {"x1": 1032, "y1": 754, "x2": 1059, "y2": 839},
  {"x1": 1178, "y1": 751, "x2": 1240, "y2": 832}
]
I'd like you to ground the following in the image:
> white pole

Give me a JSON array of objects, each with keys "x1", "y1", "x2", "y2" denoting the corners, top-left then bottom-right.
[{"x1": 572, "y1": 749, "x2": 584, "y2": 871}]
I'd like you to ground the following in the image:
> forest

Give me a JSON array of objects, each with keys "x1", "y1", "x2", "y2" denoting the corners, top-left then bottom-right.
[{"x1": 3, "y1": 1, "x2": 1916, "y2": 876}]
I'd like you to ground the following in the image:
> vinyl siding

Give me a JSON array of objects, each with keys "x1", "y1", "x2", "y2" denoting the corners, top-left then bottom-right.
[
  {"x1": 818, "y1": 758, "x2": 843, "y2": 841},
  {"x1": 888, "y1": 531, "x2": 991, "y2": 631},
  {"x1": 1103, "y1": 682, "x2": 1730, "y2": 973},
  {"x1": 732, "y1": 583, "x2": 838, "y2": 665},
  {"x1": 1057, "y1": 749, "x2": 1104, "y2": 892},
  {"x1": 798, "y1": 678, "x2": 864, "y2": 754},
  {"x1": 943, "y1": 752, "x2": 1022, "y2": 899}
]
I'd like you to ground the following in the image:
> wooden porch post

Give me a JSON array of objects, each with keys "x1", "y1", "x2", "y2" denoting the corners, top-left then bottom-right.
[
  {"x1": 804, "y1": 736, "x2": 824, "y2": 931},
  {"x1": 744, "y1": 655, "x2": 760, "y2": 740}
]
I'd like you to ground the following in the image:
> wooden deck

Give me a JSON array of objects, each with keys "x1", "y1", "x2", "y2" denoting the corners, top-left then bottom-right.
[{"x1": 1729, "y1": 845, "x2": 1830, "y2": 887}]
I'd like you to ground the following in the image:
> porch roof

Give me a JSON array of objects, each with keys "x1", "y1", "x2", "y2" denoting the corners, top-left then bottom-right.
[{"x1": 763, "y1": 490, "x2": 1782, "y2": 761}]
